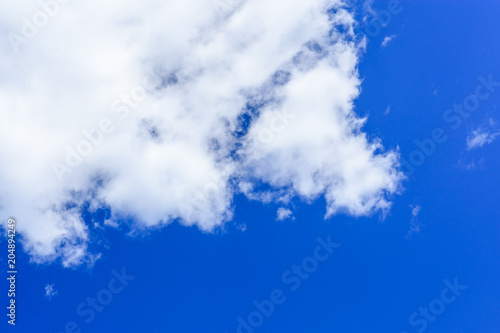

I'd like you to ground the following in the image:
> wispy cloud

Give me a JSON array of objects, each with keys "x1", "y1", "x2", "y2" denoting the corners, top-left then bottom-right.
[
  {"x1": 407, "y1": 204, "x2": 423, "y2": 238},
  {"x1": 384, "y1": 105, "x2": 391, "y2": 115},
  {"x1": 457, "y1": 157, "x2": 485, "y2": 171},
  {"x1": 466, "y1": 128, "x2": 500, "y2": 150},
  {"x1": 381, "y1": 35, "x2": 397, "y2": 47},
  {"x1": 45, "y1": 284, "x2": 58, "y2": 300},
  {"x1": 235, "y1": 223, "x2": 247, "y2": 232}
]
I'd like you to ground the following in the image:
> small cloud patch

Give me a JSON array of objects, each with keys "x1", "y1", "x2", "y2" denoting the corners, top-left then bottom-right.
[
  {"x1": 276, "y1": 207, "x2": 293, "y2": 221},
  {"x1": 381, "y1": 35, "x2": 397, "y2": 47},
  {"x1": 45, "y1": 284, "x2": 58, "y2": 300},
  {"x1": 407, "y1": 204, "x2": 423, "y2": 238},
  {"x1": 466, "y1": 128, "x2": 499, "y2": 150}
]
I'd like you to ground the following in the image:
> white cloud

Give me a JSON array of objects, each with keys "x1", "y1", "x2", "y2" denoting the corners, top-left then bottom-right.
[
  {"x1": 381, "y1": 35, "x2": 396, "y2": 47},
  {"x1": 407, "y1": 204, "x2": 422, "y2": 238},
  {"x1": 466, "y1": 127, "x2": 500, "y2": 151},
  {"x1": 457, "y1": 157, "x2": 485, "y2": 171},
  {"x1": 0, "y1": 0, "x2": 403, "y2": 266},
  {"x1": 411, "y1": 205, "x2": 421, "y2": 219},
  {"x1": 235, "y1": 223, "x2": 247, "y2": 232},
  {"x1": 361, "y1": 0, "x2": 377, "y2": 23},
  {"x1": 276, "y1": 207, "x2": 293, "y2": 221},
  {"x1": 45, "y1": 284, "x2": 58, "y2": 300}
]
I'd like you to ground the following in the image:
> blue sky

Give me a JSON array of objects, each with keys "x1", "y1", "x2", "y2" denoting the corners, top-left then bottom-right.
[{"x1": 1, "y1": 0, "x2": 500, "y2": 332}]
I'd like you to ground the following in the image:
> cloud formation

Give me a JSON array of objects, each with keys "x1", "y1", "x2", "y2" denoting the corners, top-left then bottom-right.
[
  {"x1": 381, "y1": 35, "x2": 396, "y2": 47},
  {"x1": 0, "y1": 0, "x2": 402, "y2": 266},
  {"x1": 466, "y1": 125, "x2": 500, "y2": 151},
  {"x1": 276, "y1": 208, "x2": 293, "y2": 221},
  {"x1": 45, "y1": 284, "x2": 58, "y2": 300},
  {"x1": 407, "y1": 204, "x2": 422, "y2": 238}
]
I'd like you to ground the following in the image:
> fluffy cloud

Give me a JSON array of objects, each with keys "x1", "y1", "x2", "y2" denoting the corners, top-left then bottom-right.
[
  {"x1": 0, "y1": 0, "x2": 402, "y2": 266},
  {"x1": 276, "y1": 208, "x2": 293, "y2": 221}
]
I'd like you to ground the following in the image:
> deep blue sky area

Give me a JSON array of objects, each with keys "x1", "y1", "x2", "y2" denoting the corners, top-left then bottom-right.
[{"x1": 2, "y1": 1, "x2": 500, "y2": 332}]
